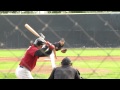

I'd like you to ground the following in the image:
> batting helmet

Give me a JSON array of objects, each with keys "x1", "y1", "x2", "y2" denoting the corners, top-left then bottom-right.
[{"x1": 33, "y1": 38, "x2": 45, "y2": 46}]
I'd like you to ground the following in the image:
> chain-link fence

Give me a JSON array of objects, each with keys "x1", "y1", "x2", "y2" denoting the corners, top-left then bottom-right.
[{"x1": 0, "y1": 13, "x2": 120, "y2": 79}]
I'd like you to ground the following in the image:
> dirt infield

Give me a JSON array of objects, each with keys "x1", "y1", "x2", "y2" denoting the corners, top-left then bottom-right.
[
  {"x1": 0, "y1": 56, "x2": 119, "y2": 76},
  {"x1": 0, "y1": 56, "x2": 120, "y2": 61}
]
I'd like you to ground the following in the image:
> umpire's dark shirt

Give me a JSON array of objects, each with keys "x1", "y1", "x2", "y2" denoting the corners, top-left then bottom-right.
[{"x1": 48, "y1": 65, "x2": 80, "y2": 79}]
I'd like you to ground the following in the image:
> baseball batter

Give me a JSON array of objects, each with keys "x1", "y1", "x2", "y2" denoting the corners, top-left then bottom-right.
[{"x1": 15, "y1": 38, "x2": 55, "y2": 79}]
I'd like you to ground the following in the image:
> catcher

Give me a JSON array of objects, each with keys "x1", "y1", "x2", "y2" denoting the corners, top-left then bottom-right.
[{"x1": 48, "y1": 57, "x2": 82, "y2": 79}]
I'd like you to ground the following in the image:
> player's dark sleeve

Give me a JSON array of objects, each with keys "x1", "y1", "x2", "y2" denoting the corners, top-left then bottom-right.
[
  {"x1": 75, "y1": 69, "x2": 81, "y2": 79},
  {"x1": 53, "y1": 42, "x2": 63, "y2": 51},
  {"x1": 34, "y1": 48, "x2": 52, "y2": 57},
  {"x1": 48, "y1": 68, "x2": 56, "y2": 79}
]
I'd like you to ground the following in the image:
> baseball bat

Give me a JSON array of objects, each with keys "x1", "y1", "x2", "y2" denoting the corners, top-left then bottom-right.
[
  {"x1": 24, "y1": 23, "x2": 56, "y2": 69},
  {"x1": 25, "y1": 23, "x2": 46, "y2": 42}
]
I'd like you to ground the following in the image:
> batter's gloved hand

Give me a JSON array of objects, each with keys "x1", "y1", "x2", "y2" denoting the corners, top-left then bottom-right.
[
  {"x1": 46, "y1": 41, "x2": 55, "y2": 50},
  {"x1": 61, "y1": 48, "x2": 67, "y2": 53}
]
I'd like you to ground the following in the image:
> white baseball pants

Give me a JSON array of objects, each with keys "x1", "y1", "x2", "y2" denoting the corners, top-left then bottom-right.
[{"x1": 15, "y1": 65, "x2": 33, "y2": 79}]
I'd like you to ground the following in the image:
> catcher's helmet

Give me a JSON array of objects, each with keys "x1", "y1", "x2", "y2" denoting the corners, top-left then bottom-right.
[
  {"x1": 61, "y1": 57, "x2": 72, "y2": 65},
  {"x1": 33, "y1": 38, "x2": 45, "y2": 46}
]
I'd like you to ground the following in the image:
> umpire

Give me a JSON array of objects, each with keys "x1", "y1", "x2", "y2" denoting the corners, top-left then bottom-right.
[{"x1": 48, "y1": 57, "x2": 83, "y2": 79}]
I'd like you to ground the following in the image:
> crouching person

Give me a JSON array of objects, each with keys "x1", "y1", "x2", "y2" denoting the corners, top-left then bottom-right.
[{"x1": 48, "y1": 57, "x2": 83, "y2": 79}]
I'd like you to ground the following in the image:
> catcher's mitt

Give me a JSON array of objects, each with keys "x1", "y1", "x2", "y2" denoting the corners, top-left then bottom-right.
[{"x1": 61, "y1": 48, "x2": 67, "y2": 53}]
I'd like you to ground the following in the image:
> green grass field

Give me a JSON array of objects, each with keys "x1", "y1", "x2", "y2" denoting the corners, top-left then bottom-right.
[
  {"x1": 0, "y1": 48, "x2": 120, "y2": 79},
  {"x1": 1, "y1": 48, "x2": 120, "y2": 57}
]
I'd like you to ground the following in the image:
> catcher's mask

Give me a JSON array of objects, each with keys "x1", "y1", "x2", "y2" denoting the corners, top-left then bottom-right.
[
  {"x1": 33, "y1": 38, "x2": 45, "y2": 46},
  {"x1": 61, "y1": 57, "x2": 72, "y2": 65}
]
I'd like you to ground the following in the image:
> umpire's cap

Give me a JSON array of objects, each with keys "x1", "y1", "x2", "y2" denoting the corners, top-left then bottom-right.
[
  {"x1": 33, "y1": 38, "x2": 45, "y2": 46},
  {"x1": 61, "y1": 57, "x2": 72, "y2": 65}
]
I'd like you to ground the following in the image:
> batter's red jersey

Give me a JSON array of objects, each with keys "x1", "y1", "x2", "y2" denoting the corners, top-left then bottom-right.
[{"x1": 19, "y1": 45, "x2": 39, "y2": 71}]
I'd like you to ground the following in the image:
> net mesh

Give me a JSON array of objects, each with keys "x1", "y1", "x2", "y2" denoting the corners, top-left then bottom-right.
[{"x1": 0, "y1": 13, "x2": 120, "y2": 79}]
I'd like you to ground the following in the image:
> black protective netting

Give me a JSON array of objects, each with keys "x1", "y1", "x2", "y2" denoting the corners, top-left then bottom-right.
[{"x1": 0, "y1": 13, "x2": 120, "y2": 79}]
